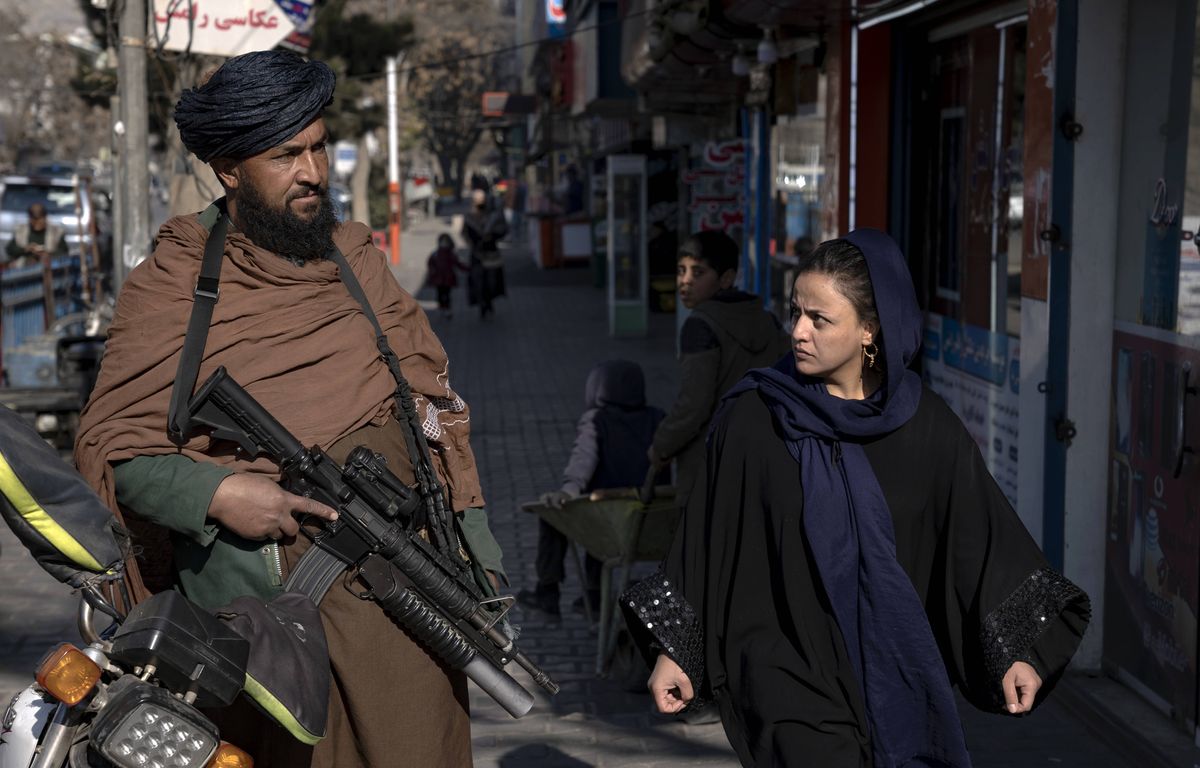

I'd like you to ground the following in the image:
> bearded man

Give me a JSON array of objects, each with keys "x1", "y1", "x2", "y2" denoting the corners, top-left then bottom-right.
[{"x1": 74, "y1": 50, "x2": 505, "y2": 767}]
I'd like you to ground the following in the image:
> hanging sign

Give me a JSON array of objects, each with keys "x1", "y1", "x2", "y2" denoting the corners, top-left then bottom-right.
[
  {"x1": 152, "y1": 0, "x2": 314, "y2": 58},
  {"x1": 546, "y1": 0, "x2": 566, "y2": 38}
]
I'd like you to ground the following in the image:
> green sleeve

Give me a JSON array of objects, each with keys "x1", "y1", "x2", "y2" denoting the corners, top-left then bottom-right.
[
  {"x1": 113, "y1": 454, "x2": 234, "y2": 546},
  {"x1": 4, "y1": 238, "x2": 22, "y2": 259},
  {"x1": 458, "y1": 506, "x2": 508, "y2": 586}
]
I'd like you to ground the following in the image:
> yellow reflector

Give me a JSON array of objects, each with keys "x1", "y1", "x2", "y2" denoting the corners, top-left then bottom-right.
[
  {"x1": 35, "y1": 643, "x2": 101, "y2": 706},
  {"x1": 207, "y1": 741, "x2": 254, "y2": 768}
]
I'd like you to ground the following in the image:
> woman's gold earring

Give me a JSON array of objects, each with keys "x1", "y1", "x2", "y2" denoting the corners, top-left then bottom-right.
[{"x1": 863, "y1": 342, "x2": 879, "y2": 370}]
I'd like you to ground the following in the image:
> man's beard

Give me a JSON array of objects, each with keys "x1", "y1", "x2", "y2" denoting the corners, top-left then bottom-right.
[{"x1": 235, "y1": 178, "x2": 337, "y2": 265}]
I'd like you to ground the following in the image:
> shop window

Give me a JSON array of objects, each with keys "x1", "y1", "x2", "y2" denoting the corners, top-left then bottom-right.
[
  {"x1": 1177, "y1": 17, "x2": 1200, "y2": 338},
  {"x1": 769, "y1": 69, "x2": 829, "y2": 318},
  {"x1": 933, "y1": 108, "x2": 965, "y2": 303},
  {"x1": 911, "y1": 21, "x2": 1026, "y2": 338}
]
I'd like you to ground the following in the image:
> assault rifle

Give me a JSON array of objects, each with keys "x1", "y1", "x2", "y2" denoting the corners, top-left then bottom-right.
[{"x1": 183, "y1": 366, "x2": 558, "y2": 718}]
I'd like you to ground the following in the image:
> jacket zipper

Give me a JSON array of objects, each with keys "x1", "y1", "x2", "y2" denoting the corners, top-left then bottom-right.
[
  {"x1": 264, "y1": 542, "x2": 283, "y2": 586},
  {"x1": 833, "y1": 440, "x2": 843, "y2": 465}
]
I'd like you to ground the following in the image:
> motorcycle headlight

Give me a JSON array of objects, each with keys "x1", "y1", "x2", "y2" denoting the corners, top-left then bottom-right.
[{"x1": 90, "y1": 677, "x2": 219, "y2": 768}]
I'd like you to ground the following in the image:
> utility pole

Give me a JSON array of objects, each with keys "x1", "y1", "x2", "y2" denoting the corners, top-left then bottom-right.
[
  {"x1": 386, "y1": 55, "x2": 401, "y2": 266},
  {"x1": 113, "y1": 0, "x2": 151, "y2": 293}
]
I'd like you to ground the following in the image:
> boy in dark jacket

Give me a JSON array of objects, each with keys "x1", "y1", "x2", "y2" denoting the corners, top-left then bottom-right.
[
  {"x1": 518, "y1": 360, "x2": 665, "y2": 617},
  {"x1": 427, "y1": 233, "x2": 467, "y2": 318},
  {"x1": 649, "y1": 231, "x2": 791, "y2": 509}
]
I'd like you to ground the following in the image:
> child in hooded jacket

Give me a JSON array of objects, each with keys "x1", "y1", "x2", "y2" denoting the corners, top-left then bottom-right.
[
  {"x1": 427, "y1": 233, "x2": 467, "y2": 318},
  {"x1": 518, "y1": 360, "x2": 666, "y2": 617}
]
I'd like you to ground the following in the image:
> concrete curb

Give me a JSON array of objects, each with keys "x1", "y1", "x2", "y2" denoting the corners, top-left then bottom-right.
[{"x1": 1053, "y1": 675, "x2": 1195, "y2": 768}]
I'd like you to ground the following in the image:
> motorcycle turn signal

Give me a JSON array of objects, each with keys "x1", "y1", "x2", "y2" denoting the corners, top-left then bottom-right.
[
  {"x1": 34, "y1": 643, "x2": 101, "y2": 706},
  {"x1": 208, "y1": 741, "x2": 254, "y2": 767}
]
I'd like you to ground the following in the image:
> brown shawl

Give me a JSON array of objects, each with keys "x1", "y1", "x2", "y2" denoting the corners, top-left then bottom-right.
[{"x1": 75, "y1": 211, "x2": 483, "y2": 600}]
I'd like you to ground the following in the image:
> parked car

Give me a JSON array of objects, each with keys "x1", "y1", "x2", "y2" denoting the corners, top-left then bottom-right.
[{"x1": 0, "y1": 174, "x2": 111, "y2": 265}]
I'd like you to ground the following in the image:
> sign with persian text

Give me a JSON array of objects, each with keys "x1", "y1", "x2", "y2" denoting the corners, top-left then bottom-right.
[
  {"x1": 683, "y1": 139, "x2": 746, "y2": 239},
  {"x1": 152, "y1": 0, "x2": 314, "y2": 58}
]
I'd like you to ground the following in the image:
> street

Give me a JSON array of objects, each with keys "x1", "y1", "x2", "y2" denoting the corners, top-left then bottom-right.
[{"x1": 0, "y1": 220, "x2": 1143, "y2": 767}]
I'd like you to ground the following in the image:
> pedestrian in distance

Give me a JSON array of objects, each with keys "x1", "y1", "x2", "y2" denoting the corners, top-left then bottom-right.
[
  {"x1": 518, "y1": 360, "x2": 666, "y2": 618},
  {"x1": 427, "y1": 233, "x2": 467, "y2": 319},
  {"x1": 648, "y1": 230, "x2": 791, "y2": 512},
  {"x1": 75, "y1": 49, "x2": 506, "y2": 768},
  {"x1": 4, "y1": 202, "x2": 67, "y2": 267},
  {"x1": 463, "y1": 189, "x2": 508, "y2": 319},
  {"x1": 624, "y1": 230, "x2": 1091, "y2": 767}
]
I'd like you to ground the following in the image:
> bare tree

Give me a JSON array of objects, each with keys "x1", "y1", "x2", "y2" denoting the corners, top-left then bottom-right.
[
  {"x1": 406, "y1": 0, "x2": 509, "y2": 199},
  {"x1": 0, "y1": 7, "x2": 107, "y2": 171}
]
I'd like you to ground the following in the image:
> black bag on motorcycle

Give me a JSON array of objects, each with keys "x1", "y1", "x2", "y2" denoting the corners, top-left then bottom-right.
[
  {"x1": 0, "y1": 407, "x2": 127, "y2": 586},
  {"x1": 213, "y1": 591, "x2": 331, "y2": 745}
]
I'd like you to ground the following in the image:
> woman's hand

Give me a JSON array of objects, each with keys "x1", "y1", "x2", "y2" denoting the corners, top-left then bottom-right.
[
  {"x1": 648, "y1": 653, "x2": 694, "y2": 714},
  {"x1": 208, "y1": 473, "x2": 338, "y2": 541},
  {"x1": 1002, "y1": 661, "x2": 1042, "y2": 714}
]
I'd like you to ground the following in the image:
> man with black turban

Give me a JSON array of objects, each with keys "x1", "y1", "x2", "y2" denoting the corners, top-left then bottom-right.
[{"x1": 76, "y1": 49, "x2": 505, "y2": 767}]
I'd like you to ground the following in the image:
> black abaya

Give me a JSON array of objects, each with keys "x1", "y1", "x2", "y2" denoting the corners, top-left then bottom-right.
[{"x1": 624, "y1": 387, "x2": 1089, "y2": 767}]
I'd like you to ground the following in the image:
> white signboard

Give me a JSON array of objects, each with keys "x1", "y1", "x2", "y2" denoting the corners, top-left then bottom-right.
[
  {"x1": 152, "y1": 0, "x2": 307, "y2": 58},
  {"x1": 333, "y1": 140, "x2": 357, "y2": 178}
]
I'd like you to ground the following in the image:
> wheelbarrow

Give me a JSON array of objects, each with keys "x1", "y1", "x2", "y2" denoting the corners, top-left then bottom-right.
[{"x1": 521, "y1": 477, "x2": 679, "y2": 676}]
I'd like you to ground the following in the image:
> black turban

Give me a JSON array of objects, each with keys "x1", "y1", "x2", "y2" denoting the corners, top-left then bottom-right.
[{"x1": 174, "y1": 50, "x2": 336, "y2": 163}]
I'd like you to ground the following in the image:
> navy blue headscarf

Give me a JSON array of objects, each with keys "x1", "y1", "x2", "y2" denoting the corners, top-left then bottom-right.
[{"x1": 722, "y1": 229, "x2": 971, "y2": 768}]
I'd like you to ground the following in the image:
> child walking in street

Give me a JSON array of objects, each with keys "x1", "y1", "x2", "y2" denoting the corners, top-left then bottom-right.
[{"x1": 427, "y1": 233, "x2": 467, "y2": 318}]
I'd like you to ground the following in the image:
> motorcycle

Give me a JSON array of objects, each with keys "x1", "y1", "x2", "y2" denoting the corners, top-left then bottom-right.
[
  {"x1": 0, "y1": 407, "x2": 326, "y2": 768},
  {"x1": 1, "y1": 586, "x2": 255, "y2": 768}
]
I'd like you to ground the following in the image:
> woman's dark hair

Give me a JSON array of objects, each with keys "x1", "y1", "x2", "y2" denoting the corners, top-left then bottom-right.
[
  {"x1": 437, "y1": 234, "x2": 454, "y2": 250},
  {"x1": 797, "y1": 238, "x2": 880, "y2": 335},
  {"x1": 678, "y1": 231, "x2": 739, "y2": 275}
]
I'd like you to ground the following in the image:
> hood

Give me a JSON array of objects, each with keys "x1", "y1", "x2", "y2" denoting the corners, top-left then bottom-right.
[
  {"x1": 725, "y1": 228, "x2": 923, "y2": 441},
  {"x1": 844, "y1": 228, "x2": 923, "y2": 409},
  {"x1": 584, "y1": 359, "x2": 647, "y2": 409},
  {"x1": 693, "y1": 290, "x2": 780, "y2": 353}
]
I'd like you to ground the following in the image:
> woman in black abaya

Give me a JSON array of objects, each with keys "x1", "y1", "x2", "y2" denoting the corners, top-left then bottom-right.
[{"x1": 623, "y1": 230, "x2": 1090, "y2": 768}]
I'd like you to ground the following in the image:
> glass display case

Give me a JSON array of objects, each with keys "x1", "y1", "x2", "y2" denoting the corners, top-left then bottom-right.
[{"x1": 606, "y1": 155, "x2": 648, "y2": 337}]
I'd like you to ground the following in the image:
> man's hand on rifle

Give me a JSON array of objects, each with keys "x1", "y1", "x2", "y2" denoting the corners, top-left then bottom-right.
[{"x1": 208, "y1": 472, "x2": 339, "y2": 541}]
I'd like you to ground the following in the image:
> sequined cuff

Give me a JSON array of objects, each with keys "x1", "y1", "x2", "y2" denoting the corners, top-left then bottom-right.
[
  {"x1": 980, "y1": 567, "x2": 1086, "y2": 704},
  {"x1": 621, "y1": 568, "x2": 705, "y2": 690}
]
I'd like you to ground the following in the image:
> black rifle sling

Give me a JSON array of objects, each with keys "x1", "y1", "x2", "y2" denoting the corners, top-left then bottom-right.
[
  {"x1": 288, "y1": 248, "x2": 460, "y2": 602},
  {"x1": 323, "y1": 248, "x2": 449, "y2": 516},
  {"x1": 168, "y1": 201, "x2": 229, "y2": 446}
]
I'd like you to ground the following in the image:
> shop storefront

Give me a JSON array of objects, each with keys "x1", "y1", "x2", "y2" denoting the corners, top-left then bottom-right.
[
  {"x1": 876, "y1": 1, "x2": 1038, "y2": 528},
  {"x1": 1102, "y1": 0, "x2": 1200, "y2": 734}
]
